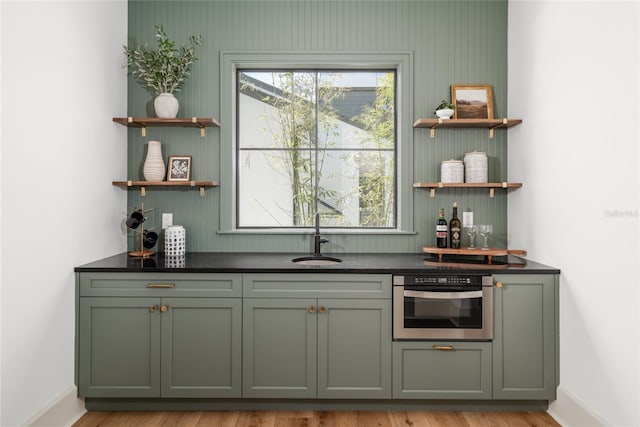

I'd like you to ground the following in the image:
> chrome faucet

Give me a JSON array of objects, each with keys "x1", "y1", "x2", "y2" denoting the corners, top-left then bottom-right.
[{"x1": 313, "y1": 213, "x2": 328, "y2": 256}]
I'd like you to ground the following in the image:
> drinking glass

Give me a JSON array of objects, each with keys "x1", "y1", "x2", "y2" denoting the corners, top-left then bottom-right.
[
  {"x1": 478, "y1": 224, "x2": 493, "y2": 250},
  {"x1": 465, "y1": 225, "x2": 478, "y2": 249}
]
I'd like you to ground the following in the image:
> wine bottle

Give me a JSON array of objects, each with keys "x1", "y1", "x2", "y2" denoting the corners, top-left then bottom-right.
[
  {"x1": 449, "y1": 202, "x2": 461, "y2": 248},
  {"x1": 436, "y1": 208, "x2": 448, "y2": 248}
]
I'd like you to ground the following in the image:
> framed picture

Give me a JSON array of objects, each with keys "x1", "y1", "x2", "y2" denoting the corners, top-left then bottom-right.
[
  {"x1": 451, "y1": 85, "x2": 494, "y2": 119},
  {"x1": 167, "y1": 155, "x2": 192, "y2": 181}
]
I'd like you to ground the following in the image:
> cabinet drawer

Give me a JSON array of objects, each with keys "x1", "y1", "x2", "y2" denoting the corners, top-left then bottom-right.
[
  {"x1": 393, "y1": 341, "x2": 492, "y2": 399},
  {"x1": 78, "y1": 273, "x2": 241, "y2": 297},
  {"x1": 243, "y1": 273, "x2": 391, "y2": 299}
]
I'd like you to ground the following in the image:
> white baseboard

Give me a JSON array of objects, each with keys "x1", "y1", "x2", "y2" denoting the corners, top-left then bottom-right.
[
  {"x1": 23, "y1": 386, "x2": 86, "y2": 427},
  {"x1": 548, "y1": 386, "x2": 609, "y2": 427}
]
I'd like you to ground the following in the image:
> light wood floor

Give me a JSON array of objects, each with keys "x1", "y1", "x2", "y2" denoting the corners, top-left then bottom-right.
[{"x1": 73, "y1": 410, "x2": 561, "y2": 426}]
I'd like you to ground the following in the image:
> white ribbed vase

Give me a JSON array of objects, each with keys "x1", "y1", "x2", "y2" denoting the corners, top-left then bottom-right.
[
  {"x1": 154, "y1": 93, "x2": 179, "y2": 118},
  {"x1": 143, "y1": 140, "x2": 165, "y2": 182}
]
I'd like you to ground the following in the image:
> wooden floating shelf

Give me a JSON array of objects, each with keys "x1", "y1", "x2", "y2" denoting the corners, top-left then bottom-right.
[
  {"x1": 112, "y1": 180, "x2": 219, "y2": 197},
  {"x1": 423, "y1": 246, "x2": 527, "y2": 264},
  {"x1": 413, "y1": 182, "x2": 523, "y2": 198},
  {"x1": 412, "y1": 118, "x2": 522, "y2": 138},
  {"x1": 113, "y1": 117, "x2": 220, "y2": 137}
]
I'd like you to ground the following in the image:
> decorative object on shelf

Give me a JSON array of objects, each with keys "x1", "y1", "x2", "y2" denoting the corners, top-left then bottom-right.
[
  {"x1": 464, "y1": 151, "x2": 488, "y2": 183},
  {"x1": 440, "y1": 159, "x2": 464, "y2": 183},
  {"x1": 123, "y1": 25, "x2": 203, "y2": 118},
  {"x1": 153, "y1": 93, "x2": 179, "y2": 119},
  {"x1": 143, "y1": 140, "x2": 165, "y2": 182},
  {"x1": 165, "y1": 225, "x2": 186, "y2": 256},
  {"x1": 167, "y1": 155, "x2": 192, "y2": 181},
  {"x1": 451, "y1": 84, "x2": 494, "y2": 119},
  {"x1": 433, "y1": 99, "x2": 455, "y2": 119},
  {"x1": 125, "y1": 203, "x2": 156, "y2": 257}
]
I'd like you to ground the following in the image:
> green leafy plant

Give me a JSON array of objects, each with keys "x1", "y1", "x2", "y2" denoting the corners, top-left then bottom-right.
[
  {"x1": 123, "y1": 25, "x2": 203, "y2": 95},
  {"x1": 434, "y1": 99, "x2": 455, "y2": 114}
]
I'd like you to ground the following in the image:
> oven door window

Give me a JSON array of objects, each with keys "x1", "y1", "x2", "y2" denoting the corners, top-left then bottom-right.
[{"x1": 403, "y1": 288, "x2": 483, "y2": 329}]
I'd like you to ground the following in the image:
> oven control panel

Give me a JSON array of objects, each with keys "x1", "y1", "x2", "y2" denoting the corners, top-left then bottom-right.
[{"x1": 393, "y1": 275, "x2": 487, "y2": 286}]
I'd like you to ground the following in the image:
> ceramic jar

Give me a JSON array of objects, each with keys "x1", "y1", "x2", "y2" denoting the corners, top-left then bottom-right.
[
  {"x1": 154, "y1": 93, "x2": 179, "y2": 118},
  {"x1": 165, "y1": 225, "x2": 186, "y2": 256},
  {"x1": 143, "y1": 140, "x2": 165, "y2": 182},
  {"x1": 464, "y1": 151, "x2": 488, "y2": 183},
  {"x1": 441, "y1": 159, "x2": 464, "y2": 183}
]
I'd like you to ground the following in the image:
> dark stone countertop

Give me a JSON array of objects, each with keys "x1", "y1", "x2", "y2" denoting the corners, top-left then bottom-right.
[{"x1": 75, "y1": 252, "x2": 560, "y2": 275}]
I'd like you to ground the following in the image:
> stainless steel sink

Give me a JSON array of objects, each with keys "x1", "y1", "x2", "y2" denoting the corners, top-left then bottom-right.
[{"x1": 291, "y1": 255, "x2": 343, "y2": 266}]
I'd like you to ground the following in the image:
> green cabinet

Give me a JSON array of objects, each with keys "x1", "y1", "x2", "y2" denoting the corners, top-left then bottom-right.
[
  {"x1": 492, "y1": 274, "x2": 559, "y2": 400},
  {"x1": 76, "y1": 273, "x2": 242, "y2": 398},
  {"x1": 393, "y1": 341, "x2": 492, "y2": 399},
  {"x1": 242, "y1": 274, "x2": 392, "y2": 399}
]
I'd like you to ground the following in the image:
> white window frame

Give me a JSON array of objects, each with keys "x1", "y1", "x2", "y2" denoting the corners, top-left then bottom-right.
[{"x1": 219, "y1": 51, "x2": 414, "y2": 234}]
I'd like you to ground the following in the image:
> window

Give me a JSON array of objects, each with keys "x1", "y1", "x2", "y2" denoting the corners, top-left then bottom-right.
[{"x1": 237, "y1": 70, "x2": 396, "y2": 229}]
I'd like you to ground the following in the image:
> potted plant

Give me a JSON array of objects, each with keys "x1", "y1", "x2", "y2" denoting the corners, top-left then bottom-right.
[
  {"x1": 123, "y1": 25, "x2": 204, "y2": 118},
  {"x1": 434, "y1": 99, "x2": 455, "y2": 119}
]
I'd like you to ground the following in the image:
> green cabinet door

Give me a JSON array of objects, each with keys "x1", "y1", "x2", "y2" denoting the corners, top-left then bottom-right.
[
  {"x1": 492, "y1": 274, "x2": 558, "y2": 400},
  {"x1": 317, "y1": 299, "x2": 391, "y2": 399},
  {"x1": 78, "y1": 297, "x2": 161, "y2": 397},
  {"x1": 242, "y1": 298, "x2": 317, "y2": 398},
  {"x1": 392, "y1": 341, "x2": 492, "y2": 399},
  {"x1": 161, "y1": 298, "x2": 242, "y2": 397}
]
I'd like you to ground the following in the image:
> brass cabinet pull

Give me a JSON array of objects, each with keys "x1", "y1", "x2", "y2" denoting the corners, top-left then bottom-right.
[
  {"x1": 160, "y1": 305, "x2": 169, "y2": 312},
  {"x1": 433, "y1": 345, "x2": 455, "y2": 351},
  {"x1": 308, "y1": 305, "x2": 316, "y2": 313},
  {"x1": 496, "y1": 281, "x2": 503, "y2": 288},
  {"x1": 146, "y1": 283, "x2": 176, "y2": 289},
  {"x1": 319, "y1": 306, "x2": 327, "y2": 314},
  {"x1": 150, "y1": 305, "x2": 159, "y2": 313}
]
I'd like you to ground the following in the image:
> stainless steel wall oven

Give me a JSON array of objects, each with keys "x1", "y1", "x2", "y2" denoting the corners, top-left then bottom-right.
[{"x1": 393, "y1": 275, "x2": 493, "y2": 340}]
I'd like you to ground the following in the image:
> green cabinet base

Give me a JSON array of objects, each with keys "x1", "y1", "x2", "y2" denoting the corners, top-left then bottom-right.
[{"x1": 84, "y1": 397, "x2": 550, "y2": 412}]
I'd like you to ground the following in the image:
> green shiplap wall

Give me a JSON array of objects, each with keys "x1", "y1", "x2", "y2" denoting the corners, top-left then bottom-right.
[{"x1": 125, "y1": 0, "x2": 510, "y2": 253}]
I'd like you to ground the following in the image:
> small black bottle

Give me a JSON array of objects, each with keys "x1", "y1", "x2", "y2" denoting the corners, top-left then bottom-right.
[
  {"x1": 449, "y1": 202, "x2": 461, "y2": 249},
  {"x1": 436, "y1": 208, "x2": 448, "y2": 248}
]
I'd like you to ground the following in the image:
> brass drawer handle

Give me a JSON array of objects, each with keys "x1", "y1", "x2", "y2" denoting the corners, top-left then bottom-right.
[
  {"x1": 146, "y1": 283, "x2": 176, "y2": 289},
  {"x1": 433, "y1": 345, "x2": 455, "y2": 351}
]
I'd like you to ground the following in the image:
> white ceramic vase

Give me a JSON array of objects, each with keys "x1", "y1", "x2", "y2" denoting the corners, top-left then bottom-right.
[
  {"x1": 143, "y1": 140, "x2": 165, "y2": 182},
  {"x1": 154, "y1": 93, "x2": 179, "y2": 118}
]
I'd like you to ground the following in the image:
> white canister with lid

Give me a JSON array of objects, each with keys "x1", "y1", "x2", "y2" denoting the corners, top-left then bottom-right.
[
  {"x1": 441, "y1": 159, "x2": 464, "y2": 183},
  {"x1": 464, "y1": 151, "x2": 488, "y2": 183}
]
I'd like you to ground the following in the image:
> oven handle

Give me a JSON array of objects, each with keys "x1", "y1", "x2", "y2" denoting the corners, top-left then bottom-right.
[{"x1": 403, "y1": 290, "x2": 483, "y2": 299}]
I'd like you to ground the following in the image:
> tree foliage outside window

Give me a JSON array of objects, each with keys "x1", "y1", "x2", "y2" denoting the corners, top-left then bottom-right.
[{"x1": 237, "y1": 70, "x2": 395, "y2": 229}]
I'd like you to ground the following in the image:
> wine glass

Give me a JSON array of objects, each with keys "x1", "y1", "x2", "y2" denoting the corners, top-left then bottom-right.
[
  {"x1": 465, "y1": 225, "x2": 478, "y2": 249},
  {"x1": 478, "y1": 224, "x2": 493, "y2": 250}
]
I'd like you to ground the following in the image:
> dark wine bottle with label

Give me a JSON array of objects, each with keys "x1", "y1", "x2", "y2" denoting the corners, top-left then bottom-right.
[
  {"x1": 449, "y1": 202, "x2": 461, "y2": 248},
  {"x1": 436, "y1": 208, "x2": 448, "y2": 248}
]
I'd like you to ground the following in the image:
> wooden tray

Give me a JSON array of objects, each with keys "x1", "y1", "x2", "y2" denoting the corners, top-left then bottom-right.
[{"x1": 423, "y1": 246, "x2": 526, "y2": 264}]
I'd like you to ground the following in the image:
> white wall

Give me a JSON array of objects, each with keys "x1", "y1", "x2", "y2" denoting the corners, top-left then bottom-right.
[
  {"x1": 0, "y1": 1, "x2": 127, "y2": 426},
  {"x1": 508, "y1": 1, "x2": 639, "y2": 426}
]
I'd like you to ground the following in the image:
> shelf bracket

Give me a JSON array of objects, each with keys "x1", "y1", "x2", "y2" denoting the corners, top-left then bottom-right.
[
  {"x1": 191, "y1": 117, "x2": 206, "y2": 137},
  {"x1": 140, "y1": 186, "x2": 146, "y2": 197},
  {"x1": 200, "y1": 187, "x2": 205, "y2": 197},
  {"x1": 489, "y1": 188, "x2": 495, "y2": 198},
  {"x1": 489, "y1": 119, "x2": 508, "y2": 139},
  {"x1": 430, "y1": 188, "x2": 436, "y2": 198},
  {"x1": 430, "y1": 128, "x2": 436, "y2": 138}
]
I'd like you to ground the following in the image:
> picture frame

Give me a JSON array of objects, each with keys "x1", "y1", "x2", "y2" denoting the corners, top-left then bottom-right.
[
  {"x1": 167, "y1": 155, "x2": 192, "y2": 181},
  {"x1": 451, "y1": 85, "x2": 494, "y2": 119}
]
